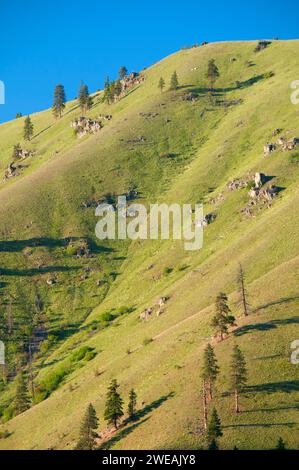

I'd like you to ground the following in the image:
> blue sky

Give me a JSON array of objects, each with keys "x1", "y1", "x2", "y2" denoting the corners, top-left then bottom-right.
[{"x1": 0, "y1": 0, "x2": 297, "y2": 123}]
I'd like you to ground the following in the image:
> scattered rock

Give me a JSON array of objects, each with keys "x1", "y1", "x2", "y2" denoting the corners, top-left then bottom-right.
[
  {"x1": 71, "y1": 117, "x2": 103, "y2": 138},
  {"x1": 264, "y1": 143, "x2": 276, "y2": 156}
]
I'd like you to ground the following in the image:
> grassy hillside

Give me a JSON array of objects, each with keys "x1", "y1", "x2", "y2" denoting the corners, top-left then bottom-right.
[{"x1": 0, "y1": 39, "x2": 299, "y2": 450}]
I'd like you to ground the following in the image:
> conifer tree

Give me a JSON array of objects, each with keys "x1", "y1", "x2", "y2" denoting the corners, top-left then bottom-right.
[
  {"x1": 211, "y1": 292, "x2": 236, "y2": 341},
  {"x1": 14, "y1": 370, "x2": 30, "y2": 415},
  {"x1": 275, "y1": 437, "x2": 286, "y2": 450},
  {"x1": 103, "y1": 77, "x2": 113, "y2": 104},
  {"x1": 206, "y1": 407, "x2": 222, "y2": 448},
  {"x1": 118, "y1": 66, "x2": 128, "y2": 80},
  {"x1": 78, "y1": 83, "x2": 93, "y2": 114},
  {"x1": 113, "y1": 80, "x2": 123, "y2": 99},
  {"x1": 237, "y1": 263, "x2": 250, "y2": 316},
  {"x1": 158, "y1": 77, "x2": 165, "y2": 92},
  {"x1": 169, "y1": 71, "x2": 179, "y2": 91},
  {"x1": 52, "y1": 84, "x2": 66, "y2": 118},
  {"x1": 206, "y1": 59, "x2": 219, "y2": 91},
  {"x1": 12, "y1": 143, "x2": 22, "y2": 160},
  {"x1": 104, "y1": 379, "x2": 124, "y2": 429},
  {"x1": 127, "y1": 388, "x2": 137, "y2": 421},
  {"x1": 76, "y1": 403, "x2": 99, "y2": 450},
  {"x1": 202, "y1": 343, "x2": 219, "y2": 400},
  {"x1": 23, "y1": 116, "x2": 34, "y2": 141},
  {"x1": 230, "y1": 345, "x2": 247, "y2": 413}
]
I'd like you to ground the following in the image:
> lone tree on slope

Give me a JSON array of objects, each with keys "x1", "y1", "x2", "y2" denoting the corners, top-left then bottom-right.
[
  {"x1": 23, "y1": 116, "x2": 34, "y2": 141},
  {"x1": 202, "y1": 343, "x2": 219, "y2": 401},
  {"x1": 104, "y1": 379, "x2": 124, "y2": 429},
  {"x1": 206, "y1": 407, "x2": 223, "y2": 449},
  {"x1": 170, "y1": 71, "x2": 179, "y2": 91},
  {"x1": 127, "y1": 388, "x2": 137, "y2": 421},
  {"x1": 230, "y1": 345, "x2": 247, "y2": 413},
  {"x1": 76, "y1": 403, "x2": 99, "y2": 450},
  {"x1": 211, "y1": 292, "x2": 236, "y2": 341},
  {"x1": 158, "y1": 77, "x2": 165, "y2": 93},
  {"x1": 118, "y1": 66, "x2": 128, "y2": 80},
  {"x1": 52, "y1": 84, "x2": 66, "y2": 118},
  {"x1": 237, "y1": 263, "x2": 250, "y2": 317},
  {"x1": 206, "y1": 59, "x2": 219, "y2": 92},
  {"x1": 14, "y1": 370, "x2": 30, "y2": 415}
]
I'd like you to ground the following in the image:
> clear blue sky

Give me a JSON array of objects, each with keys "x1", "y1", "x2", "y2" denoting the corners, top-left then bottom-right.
[{"x1": 0, "y1": 0, "x2": 297, "y2": 123}]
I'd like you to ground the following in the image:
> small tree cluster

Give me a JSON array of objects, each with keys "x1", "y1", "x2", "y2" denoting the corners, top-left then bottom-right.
[
  {"x1": 201, "y1": 343, "x2": 248, "y2": 449},
  {"x1": 103, "y1": 77, "x2": 123, "y2": 104},
  {"x1": 78, "y1": 83, "x2": 93, "y2": 114}
]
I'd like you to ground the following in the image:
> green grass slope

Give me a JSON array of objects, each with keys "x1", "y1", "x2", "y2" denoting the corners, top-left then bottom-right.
[{"x1": 0, "y1": 40, "x2": 299, "y2": 450}]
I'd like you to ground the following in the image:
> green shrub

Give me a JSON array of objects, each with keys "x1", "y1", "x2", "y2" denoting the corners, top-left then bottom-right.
[
  {"x1": 100, "y1": 311, "x2": 114, "y2": 323},
  {"x1": 2, "y1": 405, "x2": 15, "y2": 423},
  {"x1": 70, "y1": 346, "x2": 95, "y2": 363},
  {"x1": 163, "y1": 266, "x2": 173, "y2": 275}
]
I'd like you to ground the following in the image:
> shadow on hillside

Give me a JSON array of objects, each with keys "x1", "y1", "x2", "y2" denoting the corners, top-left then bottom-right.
[
  {"x1": 185, "y1": 74, "x2": 266, "y2": 97},
  {"x1": 98, "y1": 418, "x2": 150, "y2": 450},
  {"x1": 0, "y1": 237, "x2": 113, "y2": 254},
  {"x1": 253, "y1": 296, "x2": 299, "y2": 312},
  {"x1": 98, "y1": 392, "x2": 175, "y2": 450},
  {"x1": 243, "y1": 403, "x2": 299, "y2": 413},
  {"x1": 246, "y1": 380, "x2": 299, "y2": 394},
  {"x1": 134, "y1": 391, "x2": 175, "y2": 421},
  {"x1": 234, "y1": 315, "x2": 299, "y2": 336},
  {"x1": 224, "y1": 421, "x2": 296, "y2": 429},
  {"x1": 0, "y1": 265, "x2": 79, "y2": 277}
]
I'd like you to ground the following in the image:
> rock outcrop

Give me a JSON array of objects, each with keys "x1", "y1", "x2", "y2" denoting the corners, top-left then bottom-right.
[{"x1": 71, "y1": 117, "x2": 103, "y2": 138}]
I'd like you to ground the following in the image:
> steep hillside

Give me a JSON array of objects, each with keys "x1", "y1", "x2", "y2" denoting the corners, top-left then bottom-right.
[{"x1": 0, "y1": 40, "x2": 299, "y2": 450}]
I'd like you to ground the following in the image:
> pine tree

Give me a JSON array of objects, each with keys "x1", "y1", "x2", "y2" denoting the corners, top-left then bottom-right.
[
  {"x1": 169, "y1": 71, "x2": 179, "y2": 91},
  {"x1": 76, "y1": 403, "x2": 99, "y2": 450},
  {"x1": 23, "y1": 116, "x2": 34, "y2": 141},
  {"x1": 113, "y1": 80, "x2": 123, "y2": 99},
  {"x1": 52, "y1": 84, "x2": 66, "y2": 118},
  {"x1": 237, "y1": 263, "x2": 250, "y2": 316},
  {"x1": 118, "y1": 66, "x2": 128, "y2": 80},
  {"x1": 211, "y1": 293, "x2": 236, "y2": 341},
  {"x1": 275, "y1": 437, "x2": 286, "y2": 450},
  {"x1": 78, "y1": 83, "x2": 93, "y2": 114},
  {"x1": 12, "y1": 143, "x2": 22, "y2": 161},
  {"x1": 104, "y1": 379, "x2": 124, "y2": 429},
  {"x1": 206, "y1": 407, "x2": 222, "y2": 447},
  {"x1": 14, "y1": 370, "x2": 30, "y2": 415},
  {"x1": 103, "y1": 77, "x2": 113, "y2": 104},
  {"x1": 127, "y1": 388, "x2": 137, "y2": 421},
  {"x1": 202, "y1": 343, "x2": 219, "y2": 400},
  {"x1": 206, "y1": 59, "x2": 219, "y2": 91},
  {"x1": 230, "y1": 345, "x2": 247, "y2": 413},
  {"x1": 158, "y1": 77, "x2": 165, "y2": 92}
]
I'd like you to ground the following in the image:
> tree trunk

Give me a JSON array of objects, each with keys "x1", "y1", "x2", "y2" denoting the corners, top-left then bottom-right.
[
  {"x1": 202, "y1": 380, "x2": 208, "y2": 430},
  {"x1": 208, "y1": 379, "x2": 212, "y2": 400},
  {"x1": 234, "y1": 388, "x2": 239, "y2": 413}
]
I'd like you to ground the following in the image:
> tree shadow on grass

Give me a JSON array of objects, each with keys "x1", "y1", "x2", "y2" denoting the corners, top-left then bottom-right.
[
  {"x1": 224, "y1": 421, "x2": 296, "y2": 429},
  {"x1": 246, "y1": 380, "x2": 299, "y2": 394},
  {"x1": 253, "y1": 296, "x2": 299, "y2": 313},
  {"x1": 234, "y1": 316, "x2": 299, "y2": 337},
  {"x1": 98, "y1": 392, "x2": 175, "y2": 450},
  {"x1": 243, "y1": 403, "x2": 299, "y2": 413},
  {"x1": 185, "y1": 74, "x2": 266, "y2": 98},
  {"x1": 0, "y1": 265, "x2": 79, "y2": 277},
  {"x1": 98, "y1": 417, "x2": 150, "y2": 450},
  {"x1": 0, "y1": 237, "x2": 113, "y2": 254}
]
